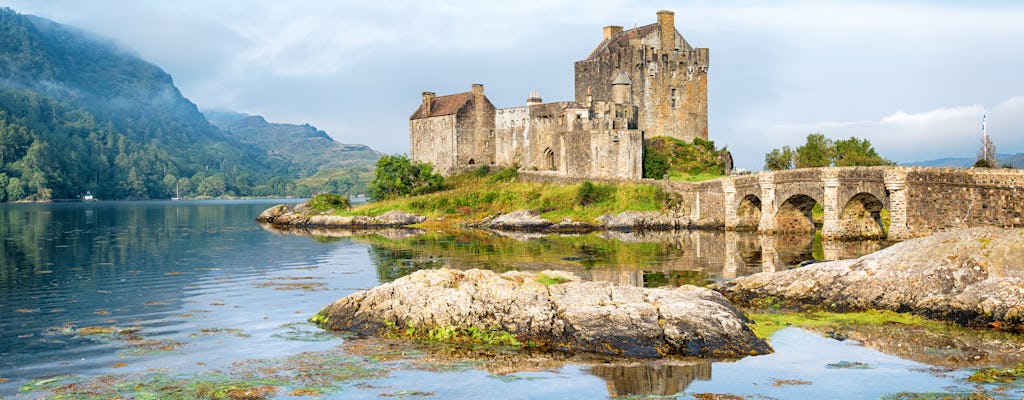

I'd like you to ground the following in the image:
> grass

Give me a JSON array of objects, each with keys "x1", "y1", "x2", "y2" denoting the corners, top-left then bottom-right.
[
  {"x1": 746, "y1": 309, "x2": 951, "y2": 339},
  {"x1": 332, "y1": 169, "x2": 673, "y2": 227},
  {"x1": 668, "y1": 171, "x2": 726, "y2": 182},
  {"x1": 535, "y1": 273, "x2": 571, "y2": 286}
]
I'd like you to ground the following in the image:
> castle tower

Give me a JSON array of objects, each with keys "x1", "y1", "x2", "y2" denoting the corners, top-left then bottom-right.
[
  {"x1": 574, "y1": 9, "x2": 709, "y2": 142},
  {"x1": 611, "y1": 72, "x2": 632, "y2": 104}
]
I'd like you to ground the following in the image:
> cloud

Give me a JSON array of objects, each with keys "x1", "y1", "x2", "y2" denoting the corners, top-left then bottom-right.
[
  {"x1": 6, "y1": 0, "x2": 1024, "y2": 162},
  {"x1": 735, "y1": 96, "x2": 1024, "y2": 170}
]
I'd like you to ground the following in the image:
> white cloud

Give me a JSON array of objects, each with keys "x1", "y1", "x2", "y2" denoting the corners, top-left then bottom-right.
[{"x1": 5, "y1": 0, "x2": 1024, "y2": 161}]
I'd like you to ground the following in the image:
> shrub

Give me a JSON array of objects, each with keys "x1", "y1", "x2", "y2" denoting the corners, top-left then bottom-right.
[
  {"x1": 576, "y1": 181, "x2": 615, "y2": 206},
  {"x1": 369, "y1": 155, "x2": 444, "y2": 200},
  {"x1": 488, "y1": 166, "x2": 519, "y2": 183},
  {"x1": 306, "y1": 193, "x2": 349, "y2": 211}
]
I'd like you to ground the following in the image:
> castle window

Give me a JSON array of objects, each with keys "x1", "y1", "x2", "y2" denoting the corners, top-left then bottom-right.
[
  {"x1": 468, "y1": 159, "x2": 476, "y2": 165},
  {"x1": 671, "y1": 89, "x2": 677, "y2": 108},
  {"x1": 662, "y1": 54, "x2": 668, "y2": 64}
]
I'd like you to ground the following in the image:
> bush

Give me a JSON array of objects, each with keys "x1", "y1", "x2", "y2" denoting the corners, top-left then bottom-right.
[
  {"x1": 576, "y1": 181, "x2": 615, "y2": 206},
  {"x1": 369, "y1": 155, "x2": 444, "y2": 200},
  {"x1": 307, "y1": 193, "x2": 350, "y2": 211},
  {"x1": 487, "y1": 166, "x2": 519, "y2": 183}
]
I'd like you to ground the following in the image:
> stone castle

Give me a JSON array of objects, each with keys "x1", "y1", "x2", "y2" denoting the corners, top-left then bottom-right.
[{"x1": 410, "y1": 10, "x2": 709, "y2": 179}]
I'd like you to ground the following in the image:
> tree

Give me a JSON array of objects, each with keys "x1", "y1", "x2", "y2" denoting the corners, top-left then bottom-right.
[
  {"x1": 764, "y1": 133, "x2": 891, "y2": 170},
  {"x1": 795, "y1": 133, "x2": 834, "y2": 168},
  {"x1": 764, "y1": 146, "x2": 795, "y2": 171},
  {"x1": 369, "y1": 154, "x2": 444, "y2": 200},
  {"x1": 833, "y1": 137, "x2": 891, "y2": 167},
  {"x1": 975, "y1": 133, "x2": 998, "y2": 168}
]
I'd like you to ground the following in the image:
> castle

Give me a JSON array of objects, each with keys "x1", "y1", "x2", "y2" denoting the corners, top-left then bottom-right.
[{"x1": 410, "y1": 10, "x2": 709, "y2": 179}]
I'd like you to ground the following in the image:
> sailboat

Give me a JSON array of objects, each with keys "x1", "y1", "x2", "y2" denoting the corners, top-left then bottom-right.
[{"x1": 171, "y1": 184, "x2": 181, "y2": 201}]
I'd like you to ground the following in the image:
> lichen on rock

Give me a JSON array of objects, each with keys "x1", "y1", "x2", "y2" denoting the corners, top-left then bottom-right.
[{"x1": 311, "y1": 268, "x2": 770, "y2": 358}]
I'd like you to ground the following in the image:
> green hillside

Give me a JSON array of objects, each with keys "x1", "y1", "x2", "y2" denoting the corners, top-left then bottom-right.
[
  {"x1": 0, "y1": 7, "x2": 304, "y2": 201},
  {"x1": 206, "y1": 111, "x2": 381, "y2": 174}
]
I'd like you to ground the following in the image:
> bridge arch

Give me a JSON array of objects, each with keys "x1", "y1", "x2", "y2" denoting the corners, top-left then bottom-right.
[
  {"x1": 834, "y1": 192, "x2": 886, "y2": 239},
  {"x1": 736, "y1": 194, "x2": 761, "y2": 231},
  {"x1": 775, "y1": 194, "x2": 819, "y2": 233}
]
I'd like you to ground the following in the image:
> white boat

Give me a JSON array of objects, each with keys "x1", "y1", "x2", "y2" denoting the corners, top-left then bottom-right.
[
  {"x1": 171, "y1": 184, "x2": 181, "y2": 201},
  {"x1": 82, "y1": 191, "x2": 96, "y2": 201}
]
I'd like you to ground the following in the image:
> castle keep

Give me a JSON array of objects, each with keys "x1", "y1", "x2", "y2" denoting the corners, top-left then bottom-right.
[{"x1": 410, "y1": 10, "x2": 709, "y2": 179}]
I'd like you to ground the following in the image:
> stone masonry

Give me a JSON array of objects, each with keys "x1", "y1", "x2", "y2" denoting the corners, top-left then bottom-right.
[
  {"x1": 410, "y1": 10, "x2": 708, "y2": 179},
  {"x1": 519, "y1": 166, "x2": 1024, "y2": 240}
]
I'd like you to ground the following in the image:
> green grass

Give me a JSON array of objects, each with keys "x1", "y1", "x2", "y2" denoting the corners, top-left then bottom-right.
[
  {"x1": 747, "y1": 309, "x2": 951, "y2": 339},
  {"x1": 335, "y1": 169, "x2": 672, "y2": 225},
  {"x1": 536, "y1": 273, "x2": 571, "y2": 286},
  {"x1": 668, "y1": 171, "x2": 725, "y2": 182}
]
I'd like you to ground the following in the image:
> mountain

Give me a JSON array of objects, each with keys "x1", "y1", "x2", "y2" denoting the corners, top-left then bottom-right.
[
  {"x1": 904, "y1": 153, "x2": 1024, "y2": 168},
  {"x1": 0, "y1": 7, "x2": 302, "y2": 201},
  {"x1": 204, "y1": 110, "x2": 381, "y2": 173}
]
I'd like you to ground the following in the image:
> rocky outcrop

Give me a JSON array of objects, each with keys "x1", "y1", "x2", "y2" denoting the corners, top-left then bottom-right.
[
  {"x1": 720, "y1": 228, "x2": 1024, "y2": 326},
  {"x1": 597, "y1": 211, "x2": 690, "y2": 231},
  {"x1": 312, "y1": 268, "x2": 771, "y2": 358},
  {"x1": 474, "y1": 210, "x2": 690, "y2": 233},
  {"x1": 256, "y1": 203, "x2": 426, "y2": 228}
]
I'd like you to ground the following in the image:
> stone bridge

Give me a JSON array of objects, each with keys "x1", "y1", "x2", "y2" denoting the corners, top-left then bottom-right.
[{"x1": 523, "y1": 166, "x2": 1024, "y2": 240}]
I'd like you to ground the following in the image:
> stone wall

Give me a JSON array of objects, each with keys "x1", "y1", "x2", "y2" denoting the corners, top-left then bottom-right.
[
  {"x1": 409, "y1": 115, "x2": 457, "y2": 175},
  {"x1": 903, "y1": 168, "x2": 1024, "y2": 237},
  {"x1": 522, "y1": 166, "x2": 1024, "y2": 240},
  {"x1": 573, "y1": 18, "x2": 709, "y2": 142},
  {"x1": 454, "y1": 94, "x2": 496, "y2": 168}
]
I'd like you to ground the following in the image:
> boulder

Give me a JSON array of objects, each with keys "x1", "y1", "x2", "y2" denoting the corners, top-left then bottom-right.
[
  {"x1": 256, "y1": 203, "x2": 426, "y2": 228},
  {"x1": 312, "y1": 268, "x2": 771, "y2": 358},
  {"x1": 597, "y1": 211, "x2": 690, "y2": 231},
  {"x1": 720, "y1": 228, "x2": 1024, "y2": 326},
  {"x1": 481, "y1": 210, "x2": 554, "y2": 231}
]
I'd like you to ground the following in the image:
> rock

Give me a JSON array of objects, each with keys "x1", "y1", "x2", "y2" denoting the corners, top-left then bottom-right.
[
  {"x1": 720, "y1": 228, "x2": 1024, "y2": 326},
  {"x1": 373, "y1": 210, "x2": 428, "y2": 226},
  {"x1": 597, "y1": 211, "x2": 690, "y2": 231},
  {"x1": 256, "y1": 203, "x2": 426, "y2": 228},
  {"x1": 312, "y1": 268, "x2": 771, "y2": 358},
  {"x1": 550, "y1": 218, "x2": 599, "y2": 233},
  {"x1": 255, "y1": 204, "x2": 292, "y2": 223},
  {"x1": 481, "y1": 210, "x2": 554, "y2": 231}
]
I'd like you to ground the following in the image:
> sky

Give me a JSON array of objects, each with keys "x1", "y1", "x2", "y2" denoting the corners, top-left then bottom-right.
[{"x1": 4, "y1": 0, "x2": 1023, "y2": 170}]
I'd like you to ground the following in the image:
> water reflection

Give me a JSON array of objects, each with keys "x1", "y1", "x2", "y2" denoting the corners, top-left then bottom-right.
[
  {"x1": 588, "y1": 361, "x2": 712, "y2": 397},
  {"x1": 263, "y1": 226, "x2": 892, "y2": 287}
]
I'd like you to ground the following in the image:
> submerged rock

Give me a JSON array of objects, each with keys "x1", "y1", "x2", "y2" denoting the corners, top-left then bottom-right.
[
  {"x1": 256, "y1": 203, "x2": 426, "y2": 228},
  {"x1": 720, "y1": 228, "x2": 1024, "y2": 326},
  {"x1": 312, "y1": 268, "x2": 771, "y2": 358}
]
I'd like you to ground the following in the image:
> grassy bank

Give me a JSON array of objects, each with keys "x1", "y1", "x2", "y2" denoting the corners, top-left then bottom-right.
[{"x1": 336, "y1": 168, "x2": 675, "y2": 227}]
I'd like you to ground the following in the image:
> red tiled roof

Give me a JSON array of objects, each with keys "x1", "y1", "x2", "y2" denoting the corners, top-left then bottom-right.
[
  {"x1": 410, "y1": 92, "x2": 472, "y2": 120},
  {"x1": 584, "y1": 23, "x2": 660, "y2": 61}
]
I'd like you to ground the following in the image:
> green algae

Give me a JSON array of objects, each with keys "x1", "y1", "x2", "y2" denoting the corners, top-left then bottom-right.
[
  {"x1": 746, "y1": 309, "x2": 951, "y2": 340},
  {"x1": 190, "y1": 327, "x2": 252, "y2": 338},
  {"x1": 273, "y1": 321, "x2": 351, "y2": 342},
  {"x1": 536, "y1": 272, "x2": 571, "y2": 286},
  {"x1": 16, "y1": 350, "x2": 388, "y2": 399},
  {"x1": 880, "y1": 392, "x2": 995, "y2": 400},
  {"x1": 825, "y1": 361, "x2": 873, "y2": 369},
  {"x1": 968, "y1": 362, "x2": 1024, "y2": 384},
  {"x1": 384, "y1": 323, "x2": 524, "y2": 347}
]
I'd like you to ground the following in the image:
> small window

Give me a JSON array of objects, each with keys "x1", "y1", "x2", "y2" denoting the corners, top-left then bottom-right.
[{"x1": 468, "y1": 159, "x2": 476, "y2": 165}]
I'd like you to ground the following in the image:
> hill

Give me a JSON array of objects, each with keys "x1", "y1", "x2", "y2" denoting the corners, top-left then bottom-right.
[
  {"x1": 205, "y1": 110, "x2": 381, "y2": 174},
  {"x1": 904, "y1": 153, "x2": 1024, "y2": 169},
  {"x1": 0, "y1": 7, "x2": 301, "y2": 200}
]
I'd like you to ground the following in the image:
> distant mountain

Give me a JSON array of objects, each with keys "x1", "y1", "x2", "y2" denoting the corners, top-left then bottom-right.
[
  {"x1": 204, "y1": 110, "x2": 381, "y2": 173},
  {"x1": 0, "y1": 7, "x2": 305, "y2": 200},
  {"x1": 904, "y1": 153, "x2": 1024, "y2": 168}
]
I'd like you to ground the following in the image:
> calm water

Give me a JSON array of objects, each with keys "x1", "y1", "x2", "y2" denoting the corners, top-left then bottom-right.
[{"x1": 1, "y1": 201, "x2": 1021, "y2": 399}]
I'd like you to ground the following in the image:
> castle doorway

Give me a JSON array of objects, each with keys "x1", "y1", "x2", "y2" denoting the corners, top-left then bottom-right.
[{"x1": 543, "y1": 148, "x2": 556, "y2": 171}]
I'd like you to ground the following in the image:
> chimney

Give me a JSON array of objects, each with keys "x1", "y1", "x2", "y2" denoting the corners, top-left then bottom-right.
[
  {"x1": 421, "y1": 92, "x2": 435, "y2": 117},
  {"x1": 471, "y1": 83, "x2": 484, "y2": 98},
  {"x1": 602, "y1": 25, "x2": 623, "y2": 41},
  {"x1": 657, "y1": 10, "x2": 675, "y2": 51},
  {"x1": 526, "y1": 90, "x2": 542, "y2": 106}
]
